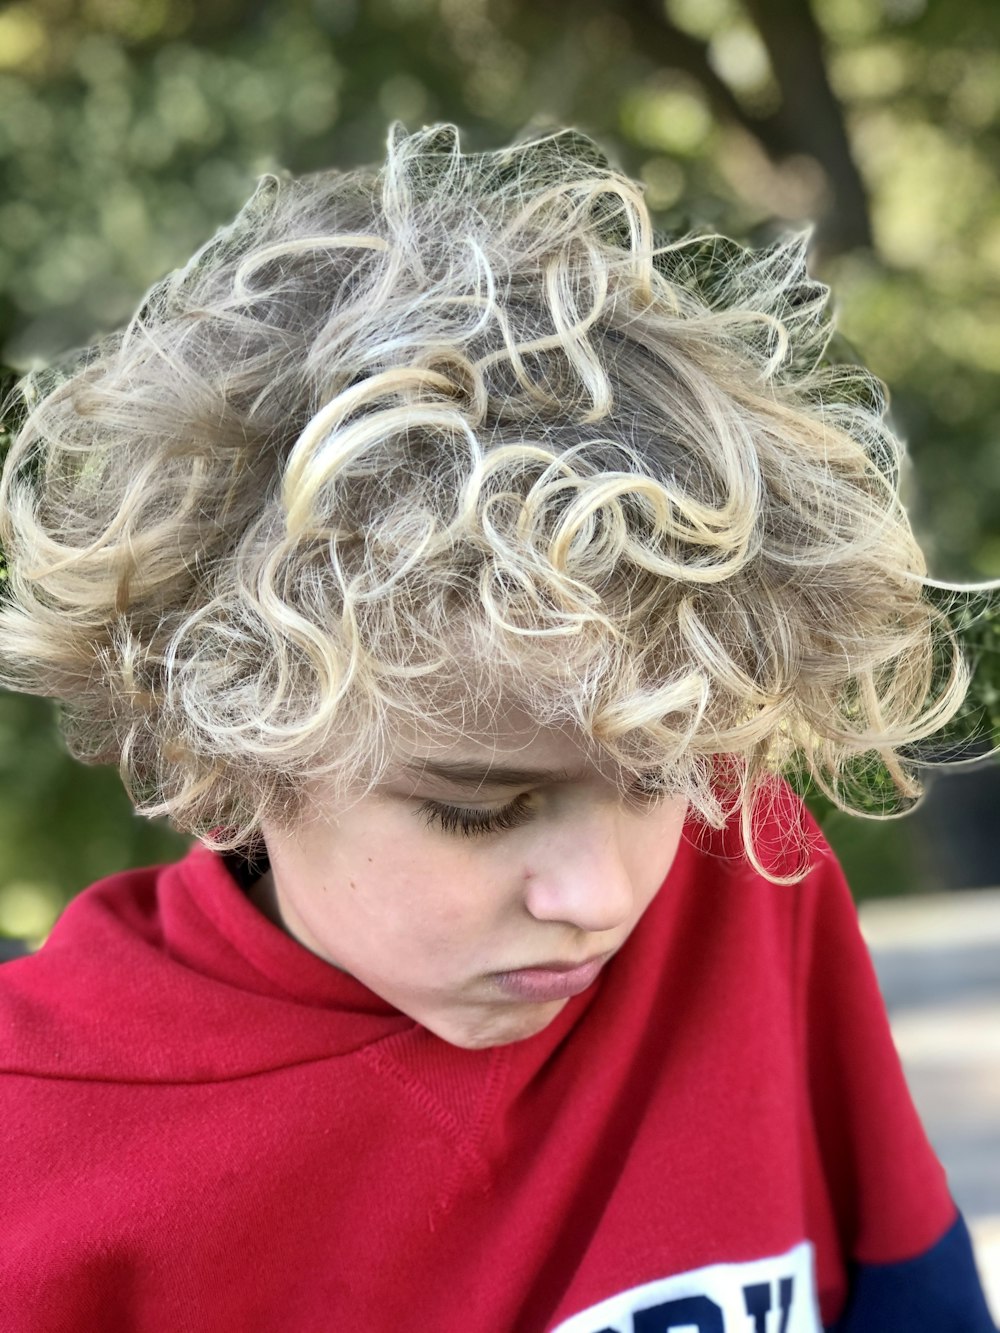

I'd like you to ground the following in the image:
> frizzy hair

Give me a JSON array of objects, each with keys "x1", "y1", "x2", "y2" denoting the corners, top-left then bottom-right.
[{"x1": 0, "y1": 123, "x2": 968, "y2": 874}]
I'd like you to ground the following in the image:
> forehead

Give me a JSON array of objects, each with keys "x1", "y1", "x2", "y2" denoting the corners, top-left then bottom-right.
[{"x1": 387, "y1": 700, "x2": 604, "y2": 786}]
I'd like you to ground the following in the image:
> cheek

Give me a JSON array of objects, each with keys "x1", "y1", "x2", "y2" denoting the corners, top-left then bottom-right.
[
  {"x1": 355, "y1": 835, "x2": 515, "y2": 939},
  {"x1": 624, "y1": 802, "x2": 688, "y2": 895}
]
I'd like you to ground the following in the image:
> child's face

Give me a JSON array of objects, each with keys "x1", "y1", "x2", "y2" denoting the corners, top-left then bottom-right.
[{"x1": 256, "y1": 710, "x2": 687, "y2": 1049}]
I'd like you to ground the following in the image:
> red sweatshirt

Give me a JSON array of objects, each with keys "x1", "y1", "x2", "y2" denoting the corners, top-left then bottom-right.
[{"x1": 0, "y1": 795, "x2": 994, "y2": 1332}]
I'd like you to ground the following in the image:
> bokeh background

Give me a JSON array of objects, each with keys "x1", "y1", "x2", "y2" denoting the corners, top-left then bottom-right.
[{"x1": 1, "y1": 0, "x2": 1000, "y2": 939}]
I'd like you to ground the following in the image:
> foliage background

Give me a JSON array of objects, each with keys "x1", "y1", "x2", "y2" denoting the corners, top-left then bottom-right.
[{"x1": 1, "y1": 0, "x2": 999, "y2": 937}]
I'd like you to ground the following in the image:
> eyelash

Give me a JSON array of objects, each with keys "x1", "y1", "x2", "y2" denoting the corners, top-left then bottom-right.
[
  {"x1": 418, "y1": 794, "x2": 535, "y2": 838},
  {"x1": 418, "y1": 776, "x2": 670, "y2": 839}
]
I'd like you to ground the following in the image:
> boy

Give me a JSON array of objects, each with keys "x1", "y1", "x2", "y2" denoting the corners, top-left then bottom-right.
[{"x1": 0, "y1": 124, "x2": 994, "y2": 1331}]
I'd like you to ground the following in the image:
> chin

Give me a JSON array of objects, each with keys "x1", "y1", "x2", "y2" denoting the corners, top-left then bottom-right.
[{"x1": 427, "y1": 998, "x2": 568, "y2": 1050}]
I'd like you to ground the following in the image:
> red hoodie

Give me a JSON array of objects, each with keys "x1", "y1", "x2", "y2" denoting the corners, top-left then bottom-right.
[{"x1": 0, "y1": 793, "x2": 994, "y2": 1332}]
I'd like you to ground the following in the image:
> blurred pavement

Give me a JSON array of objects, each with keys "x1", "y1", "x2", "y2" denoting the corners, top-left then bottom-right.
[{"x1": 861, "y1": 888, "x2": 1000, "y2": 1320}]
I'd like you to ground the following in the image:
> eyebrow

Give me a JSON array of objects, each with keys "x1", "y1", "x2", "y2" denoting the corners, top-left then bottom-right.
[{"x1": 400, "y1": 759, "x2": 576, "y2": 790}]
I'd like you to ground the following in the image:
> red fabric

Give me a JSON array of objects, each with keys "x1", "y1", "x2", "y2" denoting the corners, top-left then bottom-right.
[{"x1": 0, "y1": 789, "x2": 956, "y2": 1332}]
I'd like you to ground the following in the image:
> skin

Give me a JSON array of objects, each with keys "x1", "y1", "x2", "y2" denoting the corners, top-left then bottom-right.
[{"x1": 252, "y1": 713, "x2": 688, "y2": 1050}]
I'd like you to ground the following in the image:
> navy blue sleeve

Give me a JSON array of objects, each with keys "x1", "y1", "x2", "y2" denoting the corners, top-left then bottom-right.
[{"x1": 826, "y1": 1212, "x2": 997, "y2": 1332}]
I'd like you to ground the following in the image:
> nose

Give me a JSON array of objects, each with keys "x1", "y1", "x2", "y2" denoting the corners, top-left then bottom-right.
[{"x1": 522, "y1": 808, "x2": 635, "y2": 935}]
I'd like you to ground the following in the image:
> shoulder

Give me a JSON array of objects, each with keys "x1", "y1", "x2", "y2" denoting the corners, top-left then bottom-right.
[
  {"x1": 0, "y1": 847, "x2": 238, "y2": 1082},
  {"x1": 0, "y1": 860, "x2": 168, "y2": 1073},
  {"x1": 667, "y1": 780, "x2": 852, "y2": 978}
]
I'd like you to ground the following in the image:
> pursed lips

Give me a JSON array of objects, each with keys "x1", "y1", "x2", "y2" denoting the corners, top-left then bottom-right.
[{"x1": 489, "y1": 951, "x2": 616, "y2": 1003}]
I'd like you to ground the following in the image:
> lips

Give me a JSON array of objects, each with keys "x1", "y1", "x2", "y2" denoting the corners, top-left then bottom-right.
[{"x1": 492, "y1": 952, "x2": 613, "y2": 1003}]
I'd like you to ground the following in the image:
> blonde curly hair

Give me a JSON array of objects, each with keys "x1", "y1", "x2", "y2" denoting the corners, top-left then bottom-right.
[{"x1": 0, "y1": 124, "x2": 966, "y2": 871}]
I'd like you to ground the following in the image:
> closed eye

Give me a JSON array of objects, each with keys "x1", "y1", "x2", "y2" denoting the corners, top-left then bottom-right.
[
  {"x1": 417, "y1": 793, "x2": 534, "y2": 838},
  {"x1": 418, "y1": 772, "x2": 671, "y2": 839}
]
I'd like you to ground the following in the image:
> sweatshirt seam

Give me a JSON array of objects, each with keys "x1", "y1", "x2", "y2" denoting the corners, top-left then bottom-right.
[
  {"x1": 0, "y1": 1045, "x2": 395, "y2": 1087},
  {"x1": 358, "y1": 1038, "x2": 514, "y2": 1221}
]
